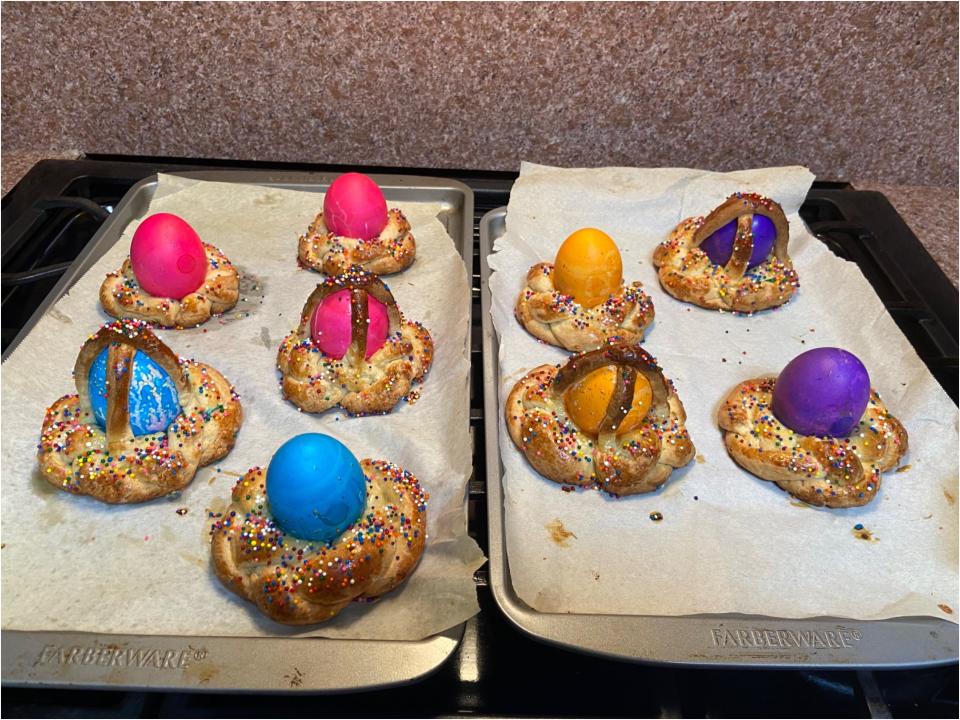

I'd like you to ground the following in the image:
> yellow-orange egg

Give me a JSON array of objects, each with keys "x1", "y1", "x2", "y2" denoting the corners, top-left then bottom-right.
[
  {"x1": 563, "y1": 366, "x2": 652, "y2": 436},
  {"x1": 552, "y1": 228, "x2": 623, "y2": 308}
]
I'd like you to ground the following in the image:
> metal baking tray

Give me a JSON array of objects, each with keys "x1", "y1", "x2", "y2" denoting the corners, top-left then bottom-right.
[
  {"x1": 1, "y1": 171, "x2": 474, "y2": 692},
  {"x1": 480, "y1": 205, "x2": 958, "y2": 669}
]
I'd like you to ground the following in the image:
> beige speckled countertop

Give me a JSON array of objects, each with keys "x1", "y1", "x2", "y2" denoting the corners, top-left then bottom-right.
[
  {"x1": 3, "y1": 3, "x2": 958, "y2": 182},
  {"x1": 3, "y1": 3, "x2": 956, "y2": 282},
  {"x1": 2, "y1": 152, "x2": 956, "y2": 288}
]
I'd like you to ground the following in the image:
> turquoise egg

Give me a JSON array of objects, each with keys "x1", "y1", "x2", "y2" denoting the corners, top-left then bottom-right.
[
  {"x1": 266, "y1": 434, "x2": 367, "y2": 544},
  {"x1": 88, "y1": 347, "x2": 181, "y2": 436}
]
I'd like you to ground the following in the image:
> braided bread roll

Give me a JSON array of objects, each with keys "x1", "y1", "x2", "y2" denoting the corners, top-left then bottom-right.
[
  {"x1": 100, "y1": 243, "x2": 239, "y2": 328},
  {"x1": 506, "y1": 345, "x2": 695, "y2": 496},
  {"x1": 210, "y1": 460, "x2": 427, "y2": 625},
  {"x1": 718, "y1": 377, "x2": 908, "y2": 508},
  {"x1": 298, "y1": 208, "x2": 416, "y2": 276},
  {"x1": 653, "y1": 193, "x2": 798, "y2": 312},
  {"x1": 515, "y1": 263, "x2": 654, "y2": 352},
  {"x1": 277, "y1": 269, "x2": 433, "y2": 415},
  {"x1": 38, "y1": 320, "x2": 242, "y2": 503}
]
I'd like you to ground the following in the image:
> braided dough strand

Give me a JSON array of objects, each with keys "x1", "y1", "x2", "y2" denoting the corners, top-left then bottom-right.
[
  {"x1": 38, "y1": 321, "x2": 242, "y2": 503},
  {"x1": 515, "y1": 262, "x2": 655, "y2": 352},
  {"x1": 100, "y1": 243, "x2": 239, "y2": 328},
  {"x1": 298, "y1": 208, "x2": 416, "y2": 276},
  {"x1": 718, "y1": 377, "x2": 908, "y2": 508},
  {"x1": 210, "y1": 460, "x2": 428, "y2": 625},
  {"x1": 506, "y1": 346, "x2": 694, "y2": 496}
]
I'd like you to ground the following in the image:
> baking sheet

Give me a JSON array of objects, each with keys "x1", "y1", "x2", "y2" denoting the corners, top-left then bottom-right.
[
  {"x1": 488, "y1": 162, "x2": 958, "y2": 623},
  {"x1": 1, "y1": 174, "x2": 484, "y2": 641}
]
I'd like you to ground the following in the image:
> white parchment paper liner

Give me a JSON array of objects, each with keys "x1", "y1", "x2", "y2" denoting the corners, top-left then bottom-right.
[
  {"x1": 488, "y1": 162, "x2": 958, "y2": 622},
  {"x1": 1, "y1": 174, "x2": 485, "y2": 640}
]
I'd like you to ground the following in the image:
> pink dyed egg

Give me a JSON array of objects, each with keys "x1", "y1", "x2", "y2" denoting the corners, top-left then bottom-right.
[
  {"x1": 130, "y1": 213, "x2": 207, "y2": 299},
  {"x1": 323, "y1": 173, "x2": 388, "y2": 241},
  {"x1": 311, "y1": 289, "x2": 389, "y2": 360}
]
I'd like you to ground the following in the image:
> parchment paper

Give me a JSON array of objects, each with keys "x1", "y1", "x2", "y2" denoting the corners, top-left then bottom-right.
[
  {"x1": 489, "y1": 162, "x2": 959, "y2": 622},
  {"x1": 1, "y1": 174, "x2": 485, "y2": 640}
]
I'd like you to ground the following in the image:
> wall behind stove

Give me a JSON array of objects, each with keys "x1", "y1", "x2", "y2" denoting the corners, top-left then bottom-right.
[{"x1": 2, "y1": 2, "x2": 956, "y2": 185}]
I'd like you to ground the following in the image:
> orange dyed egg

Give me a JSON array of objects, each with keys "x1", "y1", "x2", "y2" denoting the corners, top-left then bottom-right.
[
  {"x1": 563, "y1": 366, "x2": 652, "y2": 436},
  {"x1": 552, "y1": 228, "x2": 623, "y2": 308}
]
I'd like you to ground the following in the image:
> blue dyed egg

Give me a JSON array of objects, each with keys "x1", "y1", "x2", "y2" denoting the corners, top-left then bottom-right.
[
  {"x1": 700, "y1": 214, "x2": 776, "y2": 270},
  {"x1": 266, "y1": 434, "x2": 366, "y2": 543},
  {"x1": 88, "y1": 347, "x2": 181, "y2": 436},
  {"x1": 771, "y1": 348, "x2": 871, "y2": 438}
]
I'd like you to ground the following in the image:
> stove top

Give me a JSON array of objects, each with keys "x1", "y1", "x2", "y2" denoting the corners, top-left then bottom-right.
[{"x1": 1, "y1": 156, "x2": 956, "y2": 718}]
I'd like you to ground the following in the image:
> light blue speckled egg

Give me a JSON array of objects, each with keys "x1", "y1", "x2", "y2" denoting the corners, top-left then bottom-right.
[{"x1": 88, "y1": 346, "x2": 181, "y2": 436}]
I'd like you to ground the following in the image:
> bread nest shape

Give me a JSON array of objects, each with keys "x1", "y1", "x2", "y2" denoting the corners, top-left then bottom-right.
[
  {"x1": 100, "y1": 243, "x2": 239, "y2": 328},
  {"x1": 298, "y1": 208, "x2": 415, "y2": 276},
  {"x1": 718, "y1": 376, "x2": 908, "y2": 507},
  {"x1": 505, "y1": 344, "x2": 695, "y2": 496},
  {"x1": 276, "y1": 268, "x2": 433, "y2": 415},
  {"x1": 652, "y1": 193, "x2": 798, "y2": 313},
  {"x1": 38, "y1": 319, "x2": 242, "y2": 503},
  {"x1": 210, "y1": 460, "x2": 427, "y2": 625},
  {"x1": 514, "y1": 262, "x2": 655, "y2": 352}
]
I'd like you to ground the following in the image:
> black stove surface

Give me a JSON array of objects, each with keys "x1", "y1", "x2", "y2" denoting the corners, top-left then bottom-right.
[{"x1": 1, "y1": 156, "x2": 957, "y2": 718}]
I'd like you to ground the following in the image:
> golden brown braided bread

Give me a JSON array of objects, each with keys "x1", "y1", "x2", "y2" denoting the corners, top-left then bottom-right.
[
  {"x1": 506, "y1": 344, "x2": 695, "y2": 496},
  {"x1": 277, "y1": 269, "x2": 433, "y2": 415},
  {"x1": 718, "y1": 377, "x2": 908, "y2": 507},
  {"x1": 514, "y1": 263, "x2": 654, "y2": 352},
  {"x1": 38, "y1": 319, "x2": 242, "y2": 503},
  {"x1": 653, "y1": 193, "x2": 798, "y2": 313},
  {"x1": 298, "y1": 208, "x2": 415, "y2": 276},
  {"x1": 210, "y1": 460, "x2": 428, "y2": 625},
  {"x1": 100, "y1": 243, "x2": 239, "y2": 328}
]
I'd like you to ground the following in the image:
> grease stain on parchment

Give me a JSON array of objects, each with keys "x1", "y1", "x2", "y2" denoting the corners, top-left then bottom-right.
[
  {"x1": 179, "y1": 552, "x2": 206, "y2": 570},
  {"x1": 47, "y1": 307, "x2": 73, "y2": 324},
  {"x1": 38, "y1": 500, "x2": 66, "y2": 529},
  {"x1": 546, "y1": 519, "x2": 576, "y2": 547},
  {"x1": 258, "y1": 326, "x2": 272, "y2": 349},
  {"x1": 253, "y1": 191, "x2": 282, "y2": 207}
]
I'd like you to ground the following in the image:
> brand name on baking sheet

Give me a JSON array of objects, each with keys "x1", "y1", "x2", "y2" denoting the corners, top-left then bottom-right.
[
  {"x1": 710, "y1": 628, "x2": 863, "y2": 650},
  {"x1": 35, "y1": 644, "x2": 208, "y2": 670}
]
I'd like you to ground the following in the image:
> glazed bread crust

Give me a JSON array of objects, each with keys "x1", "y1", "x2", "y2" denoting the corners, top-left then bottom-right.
[
  {"x1": 38, "y1": 321, "x2": 242, "y2": 503},
  {"x1": 298, "y1": 208, "x2": 416, "y2": 276},
  {"x1": 100, "y1": 243, "x2": 239, "y2": 328},
  {"x1": 505, "y1": 345, "x2": 695, "y2": 496},
  {"x1": 210, "y1": 460, "x2": 427, "y2": 625},
  {"x1": 514, "y1": 262, "x2": 655, "y2": 352},
  {"x1": 718, "y1": 377, "x2": 908, "y2": 508}
]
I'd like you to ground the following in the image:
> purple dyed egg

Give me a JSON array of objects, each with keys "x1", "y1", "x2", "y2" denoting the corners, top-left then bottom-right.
[
  {"x1": 771, "y1": 348, "x2": 871, "y2": 438},
  {"x1": 700, "y1": 214, "x2": 776, "y2": 270}
]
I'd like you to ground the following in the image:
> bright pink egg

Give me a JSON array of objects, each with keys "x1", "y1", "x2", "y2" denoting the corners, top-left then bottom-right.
[
  {"x1": 323, "y1": 173, "x2": 388, "y2": 241},
  {"x1": 311, "y1": 290, "x2": 389, "y2": 360},
  {"x1": 130, "y1": 213, "x2": 207, "y2": 299}
]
